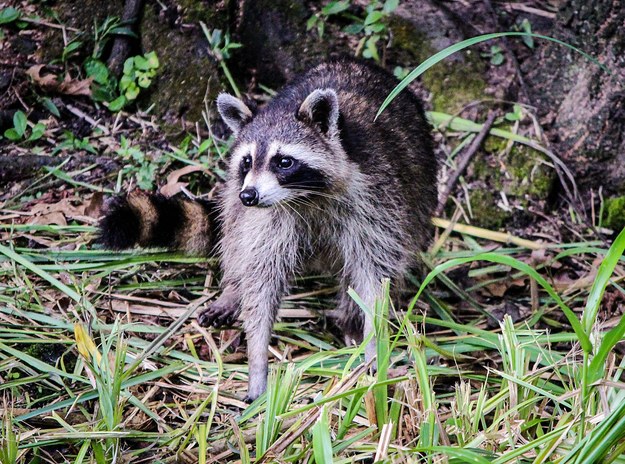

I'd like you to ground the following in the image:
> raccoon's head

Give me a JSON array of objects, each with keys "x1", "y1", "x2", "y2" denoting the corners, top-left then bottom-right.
[{"x1": 217, "y1": 89, "x2": 349, "y2": 208}]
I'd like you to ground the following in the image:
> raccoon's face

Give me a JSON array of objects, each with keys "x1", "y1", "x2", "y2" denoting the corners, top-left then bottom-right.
[{"x1": 217, "y1": 89, "x2": 348, "y2": 208}]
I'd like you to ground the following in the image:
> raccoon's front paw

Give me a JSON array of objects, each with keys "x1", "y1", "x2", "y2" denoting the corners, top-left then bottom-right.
[
  {"x1": 336, "y1": 313, "x2": 364, "y2": 346},
  {"x1": 197, "y1": 299, "x2": 240, "y2": 327}
]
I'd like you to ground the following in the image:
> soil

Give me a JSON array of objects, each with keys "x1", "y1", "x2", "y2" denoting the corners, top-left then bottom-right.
[{"x1": 0, "y1": 0, "x2": 619, "y2": 242}]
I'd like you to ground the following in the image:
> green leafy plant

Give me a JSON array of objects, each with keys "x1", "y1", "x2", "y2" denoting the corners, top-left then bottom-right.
[
  {"x1": 200, "y1": 24, "x2": 242, "y2": 97},
  {"x1": 481, "y1": 44, "x2": 505, "y2": 65},
  {"x1": 0, "y1": 6, "x2": 20, "y2": 25},
  {"x1": 85, "y1": 58, "x2": 116, "y2": 102},
  {"x1": 357, "y1": 0, "x2": 398, "y2": 61},
  {"x1": 308, "y1": 0, "x2": 398, "y2": 61},
  {"x1": 74, "y1": 322, "x2": 128, "y2": 461},
  {"x1": 83, "y1": 17, "x2": 139, "y2": 105},
  {"x1": 311, "y1": 406, "x2": 334, "y2": 464},
  {"x1": 115, "y1": 136, "x2": 164, "y2": 190},
  {"x1": 106, "y1": 52, "x2": 159, "y2": 112},
  {"x1": 0, "y1": 410, "x2": 19, "y2": 464},
  {"x1": 61, "y1": 38, "x2": 84, "y2": 63},
  {"x1": 52, "y1": 131, "x2": 98, "y2": 155},
  {"x1": 393, "y1": 65, "x2": 410, "y2": 80},
  {"x1": 2, "y1": 110, "x2": 46, "y2": 142},
  {"x1": 504, "y1": 103, "x2": 524, "y2": 122},
  {"x1": 517, "y1": 18, "x2": 534, "y2": 48},
  {"x1": 92, "y1": 16, "x2": 136, "y2": 61},
  {"x1": 307, "y1": 1, "x2": 351, "y2": 38},
  {"x1": 256, "y1": 364, "x2": 301, "y2": 458}
]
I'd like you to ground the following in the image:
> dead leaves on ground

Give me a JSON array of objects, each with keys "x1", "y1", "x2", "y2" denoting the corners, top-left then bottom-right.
[
  {"x1": 26, "y1": 196, "x2": 96, "y2": 226},
  {"x1": 27, "y1": 65, "x2": 92, "y2": 97},
  {"x1": 159, "y1": 165, "x2": 207, "y2": 198}
]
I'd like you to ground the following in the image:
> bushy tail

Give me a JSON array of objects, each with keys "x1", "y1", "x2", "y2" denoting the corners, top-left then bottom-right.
[{"x1": 97, "y1": 191, "x2": 219, "y2": 255}]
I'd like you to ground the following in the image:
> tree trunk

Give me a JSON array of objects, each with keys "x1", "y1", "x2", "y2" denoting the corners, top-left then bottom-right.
[{"x1": 524, "y1": 0, "x2": 625, "y2": 197}]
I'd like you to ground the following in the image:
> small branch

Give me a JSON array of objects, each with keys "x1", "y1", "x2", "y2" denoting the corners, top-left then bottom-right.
[
  {"x1": 432, "y1": 217, "x2": 544, "y2": 250},
  {"x1": 65, "y1": 104, "x2": 110, "y2": 134},
  {"x1": 19, "y1": 17, "x2": 81, "y2": 32},
  {"x1": 435, "y1": 111, "x2": 496, "y2": 217}
]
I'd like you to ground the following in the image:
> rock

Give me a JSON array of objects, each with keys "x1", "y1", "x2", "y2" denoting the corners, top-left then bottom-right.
[
  {"x1": 523, "y1": 0, "x2": 625, "y2": 197},
  {"x1": 139, "y1": 2, "x2": 227, "y2": 124}
]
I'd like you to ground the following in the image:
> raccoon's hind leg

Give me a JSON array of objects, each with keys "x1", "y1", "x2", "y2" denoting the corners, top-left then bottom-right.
[
  {"x1": 340, "y1": 239, "x2": 407, "y2": 367},
  {"x1": 349, "y1": 276, "x2": 382, "y2": 367},
  {"x1": 197, "y1": 285, "x2": 240, "y2": 327}
]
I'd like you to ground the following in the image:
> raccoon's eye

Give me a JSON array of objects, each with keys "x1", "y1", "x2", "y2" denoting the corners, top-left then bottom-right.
[
  {"x1": 278, "y1": 156, "x2": 294, "y2": 169},
  {"x1": 241, "y1": 156, "x2": 252, "y2": 172}
]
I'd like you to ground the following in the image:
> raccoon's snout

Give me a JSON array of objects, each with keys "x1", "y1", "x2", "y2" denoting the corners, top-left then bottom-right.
[{"x1": 240, "y1": 188, "x2": 259, "y2": 207}]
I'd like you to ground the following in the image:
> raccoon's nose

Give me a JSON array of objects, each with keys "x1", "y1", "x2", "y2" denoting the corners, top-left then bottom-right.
[{"x1": 239, "y1": 188, "x2": 259, "y2": 206}]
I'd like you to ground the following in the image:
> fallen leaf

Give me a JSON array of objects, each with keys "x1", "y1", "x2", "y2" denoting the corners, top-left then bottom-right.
[
  {"x1": 58, "y1": 73, "x2": 93, "y2": 96},
  {"x1": 27, "y1": 65, "x2": 92, "y2": 96},
  {"x1": 27, "y1": 198, "x2": 87, "y2": 226},
  {"x1": 483, "y1": 281, "x2": 508, "y2": 297},
  {"x1": 21, "y1": 233, "x2": 55, "y2": 247},
  {"x1": 26, "y1": 64, "x2": 58, "y2": 88},
  {"x1": 28, "y1": 211, "x2": 67, "y2": 226},
  {"x1": 84, "y1": 192, "x2": 104, "y2": 219},
  {"x1": 159, "y1": 165, "x2": 206, "y2": 198}
]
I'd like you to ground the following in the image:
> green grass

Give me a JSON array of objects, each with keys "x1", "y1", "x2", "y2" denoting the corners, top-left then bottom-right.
[{"x1": 2, "y1": 205, "x2": 625, "y2": 462}]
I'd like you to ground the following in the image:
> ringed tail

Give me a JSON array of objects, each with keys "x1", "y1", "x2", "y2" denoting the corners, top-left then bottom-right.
[{"x1": 97, "y1": 191, "x2": 219, "y2": 255}]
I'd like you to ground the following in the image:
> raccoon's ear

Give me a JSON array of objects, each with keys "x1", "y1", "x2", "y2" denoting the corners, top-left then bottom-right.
[
  {"x1": 216, "y1": 93, "x2": 254, "y2": 135},
  {"x1": 297, "y1": 89, "x2": 339, "y2": 136}
]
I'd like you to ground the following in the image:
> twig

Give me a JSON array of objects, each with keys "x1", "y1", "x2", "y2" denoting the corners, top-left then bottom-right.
[
  {"x1": 65, "y1": 104, "x2": 110, "y2": 134},
  {"x1": 19, "y1": 17, "x2": 81, "y2": 32},
  {"x1": 435, "y1": 111, "x2": 496, "y2": 217},
  {"x1": 503, "y1": 3, "x2": 556, "y2": 19},
  {"x1": 106, "y1": 299, "x2": 340, "y2": 320},
  {"x1": 432, "y1": 217, "x2": 544, "y2": 250}
]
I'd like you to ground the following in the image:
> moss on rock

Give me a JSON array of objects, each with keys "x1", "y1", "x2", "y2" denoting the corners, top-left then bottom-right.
[
  {"x1": 469, "y1": 188, "x2": 507, "y2": 229},
  {"x1": 40, "y1": 0, "x2": 124, "y2": 62},
  {"x1": 139, "y1": 3, "x2": 225, "y2": 124},
  {"x1": 604, "y1": 196, "x2": 625, "y2": 232},
  {"x1": 506, "y1": 145, "x2": 554, "y2": 199},
  {"x1": 424, "y1": 63, "x2": 486, "y2": 113},
  {"x1": 388, "y1": 16, "x2": 486, "y2": 113},
  {"x1": 467, "y1": 133, "x2": 554, "y2": 229}
]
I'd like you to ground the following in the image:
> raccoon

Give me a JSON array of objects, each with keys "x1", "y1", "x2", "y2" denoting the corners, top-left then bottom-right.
[
  {"x1": 99, "y1": 59, "x2": 438, "y2": 402},
  {"x1": 203, "y1": 59, "x2": 437, "y2": 400}
]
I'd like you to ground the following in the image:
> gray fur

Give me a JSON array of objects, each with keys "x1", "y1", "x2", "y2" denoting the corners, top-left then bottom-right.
[
  {"x1": 203, "y1": 59, "x2": 438, "y2": 402},
  {"x1": 216, "y1": 93, "x2": 254, "y2": 135}
]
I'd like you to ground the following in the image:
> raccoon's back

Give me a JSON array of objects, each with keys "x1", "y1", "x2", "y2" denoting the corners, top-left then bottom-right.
[
  {"x1": 269, "y1": 59, "x2": 437, "y2": 183},
  {"x1": 305, "y1": 60, "x2": 438, "y2": 237}
]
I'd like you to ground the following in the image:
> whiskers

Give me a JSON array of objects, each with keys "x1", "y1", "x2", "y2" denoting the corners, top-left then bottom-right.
[{"x1": 284, "y1": 182, "x2": 349, "y2": 206}]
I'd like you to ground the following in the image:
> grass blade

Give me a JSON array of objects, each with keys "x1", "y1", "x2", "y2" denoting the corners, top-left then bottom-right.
[
  {"x1": 312, "y1": 406, "x2": 334, "y2": 464},
  {"x1": 582, "y1": 226, "x2": 625, "y2": 335}
]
